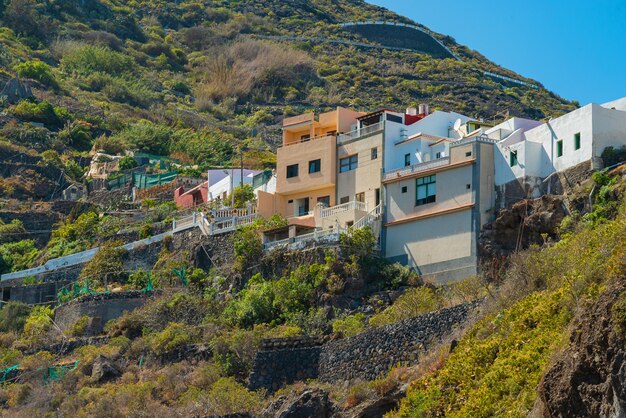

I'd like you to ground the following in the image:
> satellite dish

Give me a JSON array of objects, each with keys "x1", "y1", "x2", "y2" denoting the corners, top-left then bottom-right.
[{"x1": 453, "y1": 118, "x2": 462, "y2": 132}]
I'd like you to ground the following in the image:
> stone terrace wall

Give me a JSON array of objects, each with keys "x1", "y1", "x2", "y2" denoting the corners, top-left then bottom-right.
[
  {"x1": 55, "y1": 291, "x2": 155, "y2": 335},
  {"x1": 318, "y1": 303, "x2": 472, "y2": 382},
  {"x1": 248, "y1": 337, "x2": 325, "y2": 392},
  {"x1": 248, "y1": 303, "x2": 474, "y2": 391}
]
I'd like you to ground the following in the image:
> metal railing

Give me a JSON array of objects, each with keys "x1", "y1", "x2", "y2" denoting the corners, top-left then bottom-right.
[
  {"x1": 337, "y1": 121, "x2": 385, "y2": 144},
  {"x1": 319, "y1": 200, "x2": 367, "y2": 218},
  {"x1": 383, "y1": 157, "x2": 450, "y2": 181}
]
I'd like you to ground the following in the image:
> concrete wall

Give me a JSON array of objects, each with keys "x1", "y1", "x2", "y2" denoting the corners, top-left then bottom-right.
[
  {"x1": 336, "y1": 131, "x2": 383, "y2": 210},
  {"x1": 385, "y1": 209, "x2": 476, "y2": 282},
  {"x1": 276, "y1": 135, "x2": 337, "y2": 196}
]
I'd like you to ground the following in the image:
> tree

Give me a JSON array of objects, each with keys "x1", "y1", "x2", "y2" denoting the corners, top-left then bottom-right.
[
  {"x1": 228, "y1": 184, "x2": 255, "y2": 208},
  {"x1": 118, "y1": 155, "x2": 138, "y2": 171},
  {"x1": 79, "y1": 240, "x2": 127, "y2": 287}
]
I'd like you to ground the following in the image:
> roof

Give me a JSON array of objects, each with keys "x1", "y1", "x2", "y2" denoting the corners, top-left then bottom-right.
[
  {"x1": 179, "y1": 181, "x2": 208, "y2": 197},
  {"x1": 262, "y1": 223, "x2": 315, "y2": 235},
  {"x1": 356, "y1": 108, "x2": 399, "y2": 120},
  {"x1": 394, "y1": 132, "x2": 451, "y2": 146}
]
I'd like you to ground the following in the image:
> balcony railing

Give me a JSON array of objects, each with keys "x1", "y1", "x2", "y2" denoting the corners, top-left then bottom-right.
[
  {"x1": 337, "y1": 121, "x2": 385, "y2": 144},
  {"x1": 450, "y1": 134, "x2": 498, "y2": 148},
  {"x1": 280, "y1": 134, "x2": 336, "y2": 148},
  {"x1": 383, "y1": 157, "x2": 450, "y2": 181},
  {"x1": 319, "y1": 200, "x2": 367, "y2": 218},
  {"x1": 264, "y1": 227, "x2": 344, "y2": 251}
]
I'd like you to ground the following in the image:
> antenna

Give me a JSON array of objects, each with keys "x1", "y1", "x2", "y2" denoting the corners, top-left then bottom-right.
[{"x1": 453, "y1": 118, "x2": 462, "y2": 132}]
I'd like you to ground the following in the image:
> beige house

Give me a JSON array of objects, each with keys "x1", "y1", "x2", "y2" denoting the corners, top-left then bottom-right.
[{"x1": 383, "y1": 137, "x2": 496, "y2": 283}]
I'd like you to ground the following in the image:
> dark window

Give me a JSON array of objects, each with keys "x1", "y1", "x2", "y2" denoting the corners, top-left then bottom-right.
[
  {"x1": 404, "y1": 153, "x2": 411, "y2": 167},
  {"x1": 556, "y1": 140, "x2": 563, "y2": 157},
  {"x1": 339, "y1": 155, "x2": 358, "y2": 172},
  {"x1": 371, "y1": 147, "x2": 378, "y2": 160},
  {"x1": 401, "y1": 186, "x2": 408, "y2": 193},
  {"x1": 375, "y1": 188, "x2": 380, "y2": 206},
  {"x1": 300, "y1": 134, "x2": 310, "y2": 141},
  {"x1": 308, "y1": 159, "x2": 321, "y2": 173},
  {"x1": 288, "y1": 200, "x2": 293, "y2": 204},
  {"x1": 466, "y1": 184, "x2": 471, "y2": 189},
  {"x1": 416, "y1": 175, "x2": 436, "y2": 206},
  {"x1": 466, "y1": 151, "x2": 472, "y2": 157},
  {"x1": 340, "y1": 196, "x2": 349, "y2": 204},
  {"x1": 386, "y1": 113, "x2": 403, "y2": 124},
  {"x1": 436, "y1": 151, "x2": 442, "y2": 159},
  {"x1": 574, "y1": 132, "x2": 581, "y2": 150},
  {"x1": 317, "y1": 196, "x2": 330, "y2": 206},
  {"x1": 356, "y1": 192, "x2": 365, "y2": 202},
  {"x1": 286, "y1": 164, "x2": 299, "y2": 178},
  {"x1": 510, "y1": 150, "x2": 518, "y2": 167},
  {"x1": 298, "y1": 198, "x2": 310, "y2": 216}
]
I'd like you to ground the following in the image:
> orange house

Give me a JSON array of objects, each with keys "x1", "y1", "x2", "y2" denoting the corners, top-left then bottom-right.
[{"x1": 258, "y1": 107, "x2": 364, "y2": 226}]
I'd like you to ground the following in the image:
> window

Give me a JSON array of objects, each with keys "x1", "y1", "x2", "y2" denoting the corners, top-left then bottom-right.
[
  {"x1": 435, "y1": 152, "x2": 442, "y2": 159},
  {"x1": 371, "y1": 147, "x2": 378, "y2": 160},
  {"x1": 356, "y1": 192, "x2": 365, "y2": 202},
  {"x1": 300, "y1": 134, "x2": 310, "y2": 141},
  {"x1": 286, "y1": 164, "x2": 299, "y2": 178},
  {"x1": 401, "y1": 186, "x2": 408, "y2": 193},
  {"x1": 466, "y1": 184, "x2": 471, "y2": 189},
  {"x1": 416, "y1": 175, "x2": 436, "y2": 206},
  {"x1": 574, "y1": 132, "x2": 581, "y2": 150},
  {"x1": 466, "y1": 151, "x2": 472, "y2": 157},
  {"x1": 340, "y1": 196, "x2": 349, "y2": 204},
  {"x1": 510, "y1": 150, "x2": 518, "y2": 167},
  {"x1": 404, "y1": 153, "x2": 411, "y2": 167},
  {"x1": 308, "y1": 159, "x2": 321, "y2": 173},
  {"x1": 556, "y1": 140, "x2": 563, "y2": 157},
  {"x1": 375, "y1": 188, "x2": 380, "y2": 206},
  {"x1": 386, "y1": 113, "x2": 403, "y2": 124},
  {"x1": 339, "y1": 155, "x2": 358, "y2": 172},
  {"x1": 317, "y1": 196, "x2": 330, "y2": 206}
]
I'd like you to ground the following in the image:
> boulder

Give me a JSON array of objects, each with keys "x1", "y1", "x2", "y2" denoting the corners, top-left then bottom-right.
[
  {"x1": 264, "y1": 388, "x2": 335, "y2": 418},
  {"x1": 91, "y1": 355, "x2": 120, "y2": 382}
]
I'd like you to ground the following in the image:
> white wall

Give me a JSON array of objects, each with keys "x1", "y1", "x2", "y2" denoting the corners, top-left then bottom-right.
[
  {"x1": 208, "y1": 170, "x2": 260, "y2": 201},
  {"x1": 383, "y1": 111, "x2": 472, "y2": 172}
]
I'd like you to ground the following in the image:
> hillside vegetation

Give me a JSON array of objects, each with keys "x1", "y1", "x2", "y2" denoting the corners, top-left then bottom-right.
[{"x1": 0, "y1": 0, "x2": 576, "y2": 185}]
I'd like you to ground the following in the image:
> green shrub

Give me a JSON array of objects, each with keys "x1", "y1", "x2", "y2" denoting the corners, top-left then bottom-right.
[
  {"x1": 150, "y1": 322, "x2": 197, "y2": 356},
  {"x1": 66, "y1": 315, "x2": 90, "y2": 337},
  {"x1": 0, "y1": 240, "x2": 40, "y2": 274},
  {"x1": 79, "y1": 240, "x2": 127, "y2": 287},
  {"x1": 332, "y1": 313, "x2": 366, "y2": 337},
  {"x1": 11, "y1": 100, "x2": 67, "y2": 127},
  {"x1": 61, "y1": 44, "x2": 135, "y2": 76},
  {"x1": 21, "y1": 305, "x2": 53, "y2": 347},
  {"x1": 110, "y1": 121, "x2": 172, "y2": 155},
  {"x1": 118, "y1": 155, "x2": 138, "y2": 171},
  {"x1": 0, "y1": 302, "x2": 31, "y2": 333},
  {"x1": 369, "y1": 287, "x2": 443, "y2": 327},
  {"x1": 138, "y1": 223, "x2": 153, "y2": 239},
  {"x1": 203, "y1": 377, "x2": 263, "y2": 416},
  {"x1": 14, "y1": 60, "x2": 57, "y2": 87}
]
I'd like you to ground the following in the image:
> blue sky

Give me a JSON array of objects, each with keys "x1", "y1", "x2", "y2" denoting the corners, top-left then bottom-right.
[{"x1": 369, "y1": 0, "x2": 626, "y2": 105}]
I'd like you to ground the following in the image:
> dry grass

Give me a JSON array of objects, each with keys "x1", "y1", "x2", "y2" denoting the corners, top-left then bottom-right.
[{"x1": 194, "y1": 39, "x2": 312, "y2": 107}]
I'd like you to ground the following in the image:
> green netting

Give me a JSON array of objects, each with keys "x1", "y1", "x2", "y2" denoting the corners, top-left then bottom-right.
[
  {"x1": 173, "y1": 266, "x2": 187, "y2": 287},
  {"x1": 0, "y1": 364, "x2": 20, "y2": 384},
  {"x1": 44, "y1": 360, "x2": 79, "y2": 383},
  {"x1": 141, "y1": 274, "x2": 153, "y2": 292},
  {"x1": 106, "y1": 173, "x2": 132, "y2": 190},
  {"x1": 132, "y1": 171, "x2": 178, "y2": 189}
]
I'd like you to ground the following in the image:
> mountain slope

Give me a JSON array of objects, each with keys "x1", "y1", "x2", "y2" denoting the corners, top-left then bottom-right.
[{"x1": 0, "y1": 0, "x2": 575, "y2": 186}]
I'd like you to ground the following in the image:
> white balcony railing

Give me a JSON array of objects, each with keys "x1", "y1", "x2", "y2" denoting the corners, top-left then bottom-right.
[
  {"x1": 319, "y1": 200, "x2": 367, "y2": 218},
  {"x1": 450, "y1": 134, "x2": 498, "y2": 148},
  {"x1": 383, "y1": 157, "x2": 450, "y2": 181},
  {"x1": 351, "y1": 204, "x2": 382, "y2": 230},
  {"x1": 264, "y1": 227, "x2": 344, "y2": 251},
  {"x1": 337, "y1": 121, "x2": 385, "y2": 144}
]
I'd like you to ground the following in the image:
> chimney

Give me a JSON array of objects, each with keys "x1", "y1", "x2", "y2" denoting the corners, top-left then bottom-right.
[
  {"x1": 406, "y1": 107, "x2": 417, "y2": 116},
  {"x1": 419, "y1": 104, "x2": 429, "y2": 116}
]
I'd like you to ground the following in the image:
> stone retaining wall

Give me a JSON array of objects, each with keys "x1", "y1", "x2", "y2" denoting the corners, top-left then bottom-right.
[
  {"x1": 54, "y1": 291, "x2": 155, "y2": 335},
  {"x1": 248, "y1": 303, "x2": 474, "y2": 391}
]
